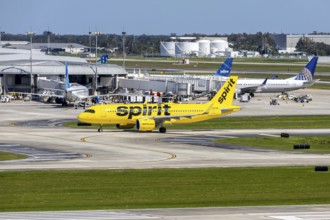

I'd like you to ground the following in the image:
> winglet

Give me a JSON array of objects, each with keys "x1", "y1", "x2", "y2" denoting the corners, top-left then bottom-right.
[
  {"x1": 262, "y1": 77, "x2": 268, "y2": 85},
  {"x1": 65, "y1": 62, "x2": 70, "y2": 89},
  {"x1": 214, "y1": 58, "x2": 233, "y2": 77},
  {"x1": 295, "y1": 56, "x2": 318, "y2": 81}
]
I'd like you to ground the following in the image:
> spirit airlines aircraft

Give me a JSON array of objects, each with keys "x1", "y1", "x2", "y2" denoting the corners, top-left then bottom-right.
[
  {"x1": 214, "y1": 57, "x2": 319, "y2": 96},
  {"x1": 78, "y1": 76, "x2": 240, "y2": 133}
]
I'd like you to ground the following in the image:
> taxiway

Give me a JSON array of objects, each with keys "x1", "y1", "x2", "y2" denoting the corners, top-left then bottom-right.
[{"x1": 0, "y1": 89, "x2": 330, "y2": 220}]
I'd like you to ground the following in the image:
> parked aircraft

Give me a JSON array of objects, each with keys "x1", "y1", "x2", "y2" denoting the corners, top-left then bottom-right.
[
  {"x1": 35, "y1": 55, "x2": 109, "y2": 105},
  {"x1": 77, "y1": 76, "x2": 240, "y2": 133},
  {"x1": 214, "y1": 57, "x2": 319, "y2": 96},
  {"x1": 38, "y1": 63, "x2": 90, "y2": 106}
]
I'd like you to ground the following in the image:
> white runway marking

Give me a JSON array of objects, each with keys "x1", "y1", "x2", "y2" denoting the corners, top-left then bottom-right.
[
  {"x1": 259, "y1": 134, "x2": 280, "y2": 137},
  {"x1": 267, "y1": 211, "x2": 330, "y2": 220},
  {"x1": 0, "y1": 210, "x2": 158, "y2": 220}
]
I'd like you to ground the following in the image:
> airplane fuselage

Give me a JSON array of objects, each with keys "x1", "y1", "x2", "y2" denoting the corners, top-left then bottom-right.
[
  {"x1": 66, "y1": 84, "x2": 89, "y2": 102},
  {"x1": 78, "y1": 102, "x2": 238, "y2": 125},
  {"x1": 236, "y1": 78, "x2": 314, "y2": 94}
]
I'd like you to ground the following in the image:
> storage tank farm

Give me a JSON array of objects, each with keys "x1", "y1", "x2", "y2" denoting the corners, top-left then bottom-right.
[{"x1": 160, "y1": 37, "x2": 229, "y2": 57}]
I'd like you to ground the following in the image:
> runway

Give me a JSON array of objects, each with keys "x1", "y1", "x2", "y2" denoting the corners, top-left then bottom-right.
[
  {"x1": 1, "y1": 205, "x2": 330, "y2": 220},
  {"x1": 0, "y1": 90, "x2": 330, "y2": 219}
]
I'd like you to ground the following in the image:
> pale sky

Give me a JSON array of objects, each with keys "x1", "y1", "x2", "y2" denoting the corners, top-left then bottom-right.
[{"x1": 1, "y1": 0, "x2": 329, "y2": 35}]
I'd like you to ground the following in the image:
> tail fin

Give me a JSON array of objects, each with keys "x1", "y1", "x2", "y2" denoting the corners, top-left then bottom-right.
[
  {"x1": 97, "y1": 54, "x2": 109, "y2": 64},
  {"x1": 214, "y1": 58, "x2": 233, "y2": 77},
  {"x1": 65, "y1": 62, "x2": 70, "y2": 89},
  {"x1": 294, "y1": 56, "x2": 318, "y2": 81},
  {"x1": 210, "y1": 76, "x2": 238, "y2": 107}
]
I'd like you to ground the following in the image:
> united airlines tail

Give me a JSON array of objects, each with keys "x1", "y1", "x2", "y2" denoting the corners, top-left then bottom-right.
[
  {"x1": 214, "y1": 58, "x2": 233, "y2": 77},
  {"x1": 65, "y1": 62, "x2": 70, "y2": 89},
  {"x1": 294, "y1": 56, "x2": 318, "y2": 81}
]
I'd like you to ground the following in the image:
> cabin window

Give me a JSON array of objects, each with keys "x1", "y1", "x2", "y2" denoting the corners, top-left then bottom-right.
[{"x1": 84, "y1": 109, "x2": 95, "y2": 113}]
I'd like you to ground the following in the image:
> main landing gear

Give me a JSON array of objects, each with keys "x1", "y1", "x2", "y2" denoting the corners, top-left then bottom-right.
[
  {"x1": 159, "y1": 127, "x2": 166, "y2": 133},
  {"x1": 98, "y1": 125, "x2": 103, "y2": 132}
]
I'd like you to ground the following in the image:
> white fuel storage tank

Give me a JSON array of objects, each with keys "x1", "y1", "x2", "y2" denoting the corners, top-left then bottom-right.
[
  {"x1": 197, "y1": 39, "x2": 210, "y2": 57},
  {"x1": 160, "y1": 41, "x2": 176, "y2": 57},
  {"x1": 175, "y1": 42, "x2": 199, "y2": 57},
  {"x1": 211, "y1": 40, "x2": 229, "y2": 54}
]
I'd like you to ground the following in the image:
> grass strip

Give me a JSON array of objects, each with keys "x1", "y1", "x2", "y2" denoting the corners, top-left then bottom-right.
[
  {"x1": 0, "y1": 152, "x2": 27, "y2": 161},
  {"x1": 109, "y1": 59, "x2": 330, "y2": 73},
  {"x1": 67, "y1": 116, "x2": 330, "y2": 130},
  {"x1": 1, "y1": 167, "x2": 330, "y2": 211},
  {"x1": 215, "y1": 136, "x2": 330, "y2": 153}
]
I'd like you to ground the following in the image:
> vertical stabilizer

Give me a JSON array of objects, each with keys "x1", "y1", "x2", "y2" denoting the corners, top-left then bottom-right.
[
  {"x1": 214, "y1": 58, "x2": 233, "y2": 77},
  {"x1": 65, "y1": 62, "x2": 70, "y2": 89},
  {"x1": 98, "y1": 54, "x2": 109, "y2": 64},
  {"x1": 210, "y1": 76, "x2": 238, "y2": 107},
  {"x1": 294, "y1": 56, "x2": 318, "y2": 81}
]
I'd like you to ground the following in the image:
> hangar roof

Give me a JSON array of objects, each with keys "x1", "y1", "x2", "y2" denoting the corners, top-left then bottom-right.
[
  {"x1": 0, "y1": 47, "x2": 127, "y2": 76},
  {"x1": 6, "y1": 43, "x2": 87, "y2": 50},
  {"x1": 0, "y1": 63, "x2": 127, "y2": 76}
]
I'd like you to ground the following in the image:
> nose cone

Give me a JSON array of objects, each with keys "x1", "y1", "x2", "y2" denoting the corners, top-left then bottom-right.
[{"x1": 78, "y1": 112, "x2": 88, "y2": 123}]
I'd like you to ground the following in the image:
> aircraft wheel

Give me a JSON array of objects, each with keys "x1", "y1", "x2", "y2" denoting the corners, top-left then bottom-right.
[{"x1": 159, "y1": 127, "x2": 166, "y2": 133}]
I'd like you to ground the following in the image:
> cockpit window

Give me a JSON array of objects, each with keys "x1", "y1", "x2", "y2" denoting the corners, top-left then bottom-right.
[{"x1": 84, "y1": 109, "x2": 95, "y2": 113}]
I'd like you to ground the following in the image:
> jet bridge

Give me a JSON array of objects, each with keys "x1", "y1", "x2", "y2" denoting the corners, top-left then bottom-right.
[{"x1": 118, "y1": 75, "x2": 226, "y2": 96}]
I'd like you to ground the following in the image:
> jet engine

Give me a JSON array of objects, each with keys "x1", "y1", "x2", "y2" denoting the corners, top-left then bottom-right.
[
  {"x1": 116, "y1": 124, "x2": 135, "y2": 129},
  {"x1": 136, "y1": 119, "x2": 156, "y2": 131}
]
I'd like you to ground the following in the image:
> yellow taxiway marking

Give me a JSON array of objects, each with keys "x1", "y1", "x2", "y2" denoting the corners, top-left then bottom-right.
[{"x1": 17, "y1": 132, "x2": 176, "y2": 163}]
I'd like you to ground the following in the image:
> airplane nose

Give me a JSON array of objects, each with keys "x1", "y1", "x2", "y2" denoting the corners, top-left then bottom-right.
[{"x1": 78, "y1": 112, "x2": 87, "y2": 122}]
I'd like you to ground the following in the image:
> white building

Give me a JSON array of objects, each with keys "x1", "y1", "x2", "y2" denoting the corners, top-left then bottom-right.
[{"x1": 271, "y1": 34, "x2": 330, "y2": 53}]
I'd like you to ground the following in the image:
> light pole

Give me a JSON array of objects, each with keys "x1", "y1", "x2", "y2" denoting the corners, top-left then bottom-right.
[
  {"x1": 46, "y1": 31, "x2": 51, "y2": 54},
  {"x1": 89, "y1": 31, "x2": 92, "y2": 60},
  {"x1": 0, "y1": 31, "x2": 4, "y2": 95},
  {"x1": 0, "y1": 31, "x2": 5, "y2": 48},
  {"x1": 122, "y1": 31, "x2": 126, "y2": 69},
  {"x1": 91, "y1": 31, "x2": 101, "y2": 95},
  {"x1": 26, "y1": 31, "x2": 36, "y2": 93}
]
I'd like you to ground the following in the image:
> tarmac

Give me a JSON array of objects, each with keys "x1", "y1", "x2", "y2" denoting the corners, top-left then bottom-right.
[{"x1": 0, "y1": 89, "x2": 330, "y2": 219}]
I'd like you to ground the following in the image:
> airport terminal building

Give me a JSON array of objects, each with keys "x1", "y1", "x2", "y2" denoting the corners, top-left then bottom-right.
[
  {"x1": 0, "y1": 47, "x2": 127, "y2": 95},
  {"x1": 270, "y1": 34, "x2": 330, "y2": 53}
]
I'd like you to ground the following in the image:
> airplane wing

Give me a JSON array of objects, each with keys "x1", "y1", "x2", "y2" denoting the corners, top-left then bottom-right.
[
  {"x1": 239, "y1": 85, "x2": 261, "y2": 94},
  {"x1": 239, "y1": 78, "x2": 268, "y2": 94},
  {"x1": 151, "y1": 107, "x2": 239, "y2": 123},
  {"x1": 154, "y1": 114, "x2": 196, "y2": 122},
  {"x1": 11, "y1": 91, "x2": 64, "y2": 98}
]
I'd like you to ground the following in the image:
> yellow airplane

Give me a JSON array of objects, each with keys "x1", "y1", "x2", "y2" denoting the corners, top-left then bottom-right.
[{"x1": 77, "y1": 76, "x2": 240, "y2": 133}]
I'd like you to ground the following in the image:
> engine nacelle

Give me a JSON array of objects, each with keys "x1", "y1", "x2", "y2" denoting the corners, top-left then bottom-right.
[
  {"x1": 116, "y1": 124, "x2": 135, "y2": 129},
  {"x1": 136, "y1": 119, "x2": 156, "y2": 132}
]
